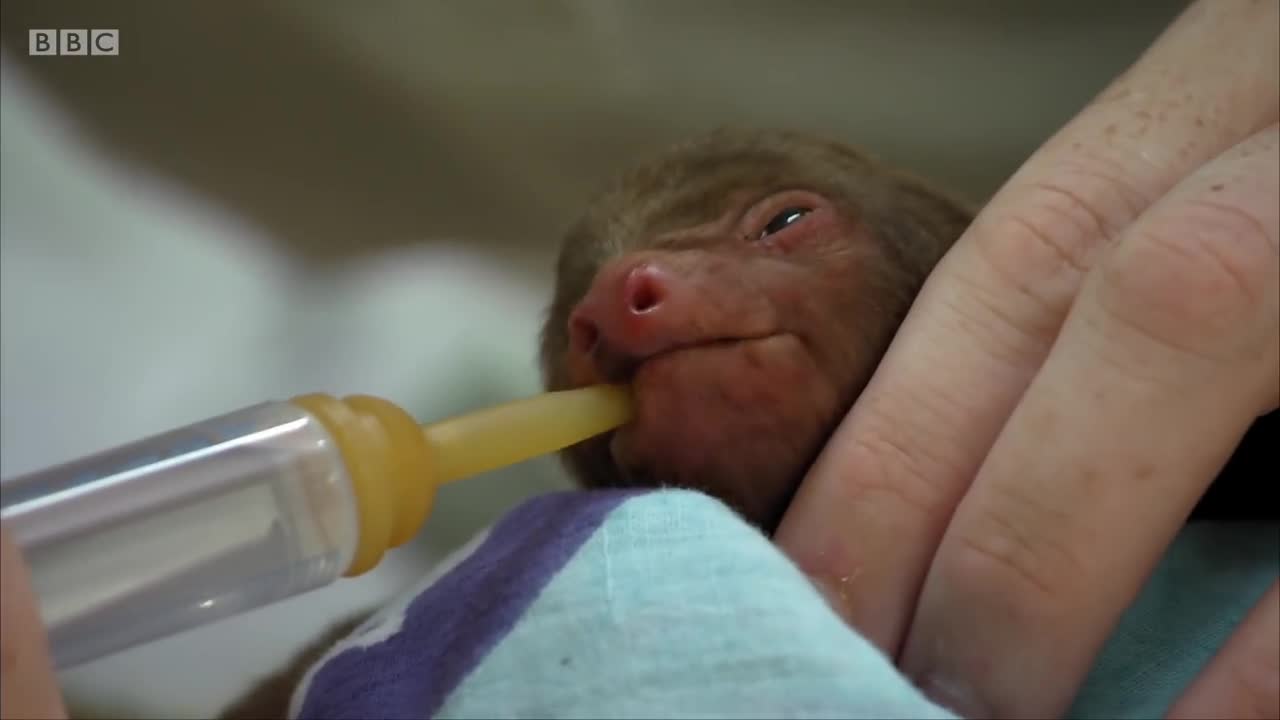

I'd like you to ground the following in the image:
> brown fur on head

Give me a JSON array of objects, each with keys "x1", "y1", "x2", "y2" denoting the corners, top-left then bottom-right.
[{"x1": 538, "y1": 127, "x2": 974, "y2": 532}]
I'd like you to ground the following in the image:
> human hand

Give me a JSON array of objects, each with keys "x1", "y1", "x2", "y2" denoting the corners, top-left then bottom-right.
[
  {"x1": 773, "y1": 1, "x2": 1279, "y2": 717},
  {"x1": 1, "y1": 526, "x2": 66, "y2": 720}
]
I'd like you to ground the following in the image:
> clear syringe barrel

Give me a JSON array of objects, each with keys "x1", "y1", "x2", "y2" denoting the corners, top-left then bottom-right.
[
  {"x1": 0, "y1": 401, "x2": 360, "y2": 669},
  {"x1": 0, "y1": 384, "x2": 632, "y2": 670}
]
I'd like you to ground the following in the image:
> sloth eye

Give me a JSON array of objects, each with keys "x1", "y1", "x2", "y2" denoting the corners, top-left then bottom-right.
[{"x1": 759, "y1": 206, "x2": 812, "y2": 239}]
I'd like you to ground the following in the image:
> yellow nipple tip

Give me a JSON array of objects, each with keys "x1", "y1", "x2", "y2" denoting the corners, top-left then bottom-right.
[{"x1": 420, "y1": 384, "x2": 633, "y2": 485}]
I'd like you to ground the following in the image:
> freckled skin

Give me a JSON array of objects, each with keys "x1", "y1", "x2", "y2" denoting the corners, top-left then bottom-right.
[{"x1": 215, "y1": 126, "x2": 1275, "y2": 720}]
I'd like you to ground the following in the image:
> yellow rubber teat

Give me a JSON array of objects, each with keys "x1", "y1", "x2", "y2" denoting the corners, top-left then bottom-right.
[
  {"x1": 291, "y1": 385, "x2": 632, "y2": 577},
  {"x1": 419, "y1": 384, "x2": 633, "y2": 485}
]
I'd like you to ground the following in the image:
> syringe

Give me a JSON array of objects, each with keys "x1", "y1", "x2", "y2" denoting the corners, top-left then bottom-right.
[{"x1": 0, "y1": 385, "x2": 632, "y2": 669}]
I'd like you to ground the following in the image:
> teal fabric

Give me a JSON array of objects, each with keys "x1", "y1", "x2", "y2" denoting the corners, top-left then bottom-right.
[
  {"x1": 435, "y1": 490, "x2": 958, "y2": 719},
  {"x1": 299, "y1": 489, "x2": 1277, "y2": 719},
  {"x1": 1070, "y1": 520, "x2": 1279, "y2": 718},
  {"x1": 434, "y1": 491, "x2": 1277, "y2": 718}
]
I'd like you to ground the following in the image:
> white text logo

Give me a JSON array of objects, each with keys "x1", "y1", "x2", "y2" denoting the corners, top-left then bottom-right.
[{"x1": 28, "y1": 29, "x2": 119, "y2": 56}]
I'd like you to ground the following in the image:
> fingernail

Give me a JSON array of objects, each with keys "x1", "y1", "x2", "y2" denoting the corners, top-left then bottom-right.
[{"x1": 913, "y1": 672, "x2": 991, "y2": 719}]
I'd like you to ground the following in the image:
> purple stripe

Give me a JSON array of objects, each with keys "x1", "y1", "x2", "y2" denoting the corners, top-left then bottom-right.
[{"x1": 295, "y1": 488, "x2": 645, "y2": 720}]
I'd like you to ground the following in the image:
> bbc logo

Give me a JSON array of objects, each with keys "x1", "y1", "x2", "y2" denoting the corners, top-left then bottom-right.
[{"x1": 28, "y1": 29, "x2": 119, "y2": 56}]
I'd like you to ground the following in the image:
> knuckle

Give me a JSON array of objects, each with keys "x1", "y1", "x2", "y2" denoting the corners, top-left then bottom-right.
[
  {"x1": 973, "y1": 161, "x2": 1150, "y2": 315},
  {"x1": 973, "y1": 207, "x2": 1086, "y2": 318},
  {"x1": 945, "y1": 483, "x2": 1085, "y2": 611},
  {"x1": 948, "y1": 531, "x2": 1061, "y2": 613},
  {"x1": 834, "y1": 417, "x2": 952, "y2": 521},
  {"x1": 1102, "y1": 199, "x2": 1278, "y2": 358},
  {"x1": 1167, "y1": 199, "x2": 1278, "y2": 301},
  {"x1": 826, "y1": 380, "x2": 984, "y2": 523},
  {"x1": 944, "y1": 265, "x2": 1062, "y2": 366}
]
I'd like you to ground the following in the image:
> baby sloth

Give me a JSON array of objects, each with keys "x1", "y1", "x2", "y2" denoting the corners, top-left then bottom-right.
[
  {"x1": 538, "y1": 128, "x2": 973, "y2": 532},
  {"x1": 219, "y1": 126, "x2": 1272, "y2": 720},
  {"x1": 217, "y1": 129, "x2": 974, "y2": 720},
  {"x1": 538, "y1": 127, "x2": 1274, "y2": 530}
]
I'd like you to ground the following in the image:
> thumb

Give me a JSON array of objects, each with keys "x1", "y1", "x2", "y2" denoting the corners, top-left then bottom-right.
[{"x1": 1, "y1": 526, "x2": 66, "y2": 720}]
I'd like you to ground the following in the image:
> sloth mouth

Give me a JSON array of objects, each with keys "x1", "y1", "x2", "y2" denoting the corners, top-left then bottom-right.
[
  {"x1": 604, "y1": 331, "x2": 799, "y2": 485},
  {"x1": 564, "y1": 331, "x2": 796, "y2": 460},
  {"x1": 629, "y1": 332, "x2": 785, "y2": 386}
]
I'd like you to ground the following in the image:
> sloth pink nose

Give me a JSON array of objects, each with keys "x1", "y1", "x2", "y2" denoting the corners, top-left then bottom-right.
[{"x1": 567, "y1": 259, "x2": 681, "y2": 381}]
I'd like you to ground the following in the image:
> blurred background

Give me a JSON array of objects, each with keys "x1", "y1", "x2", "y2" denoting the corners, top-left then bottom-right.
[{"x1": 1, "y1": 1, "x2": 1185, "y2": 717}]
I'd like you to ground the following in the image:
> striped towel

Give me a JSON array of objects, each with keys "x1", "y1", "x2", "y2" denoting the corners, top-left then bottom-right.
[{"x1": 290, "y1": 488, "x2": 1277, "y2": 719}]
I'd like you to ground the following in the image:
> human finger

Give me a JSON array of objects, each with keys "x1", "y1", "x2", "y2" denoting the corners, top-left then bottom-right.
[
  {"x1": 773, "y1": 0, "x2": 1280, "y2": 654},
  {"x1": 1166, "y1": 579, "x2": 1280, "y2": 720},
  {"x1": 899, "y1": 123, "x2": 1279, "y2": 718},
  {"x1": 0, "y1": 527, "x2": 66, "y2": 720}
]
